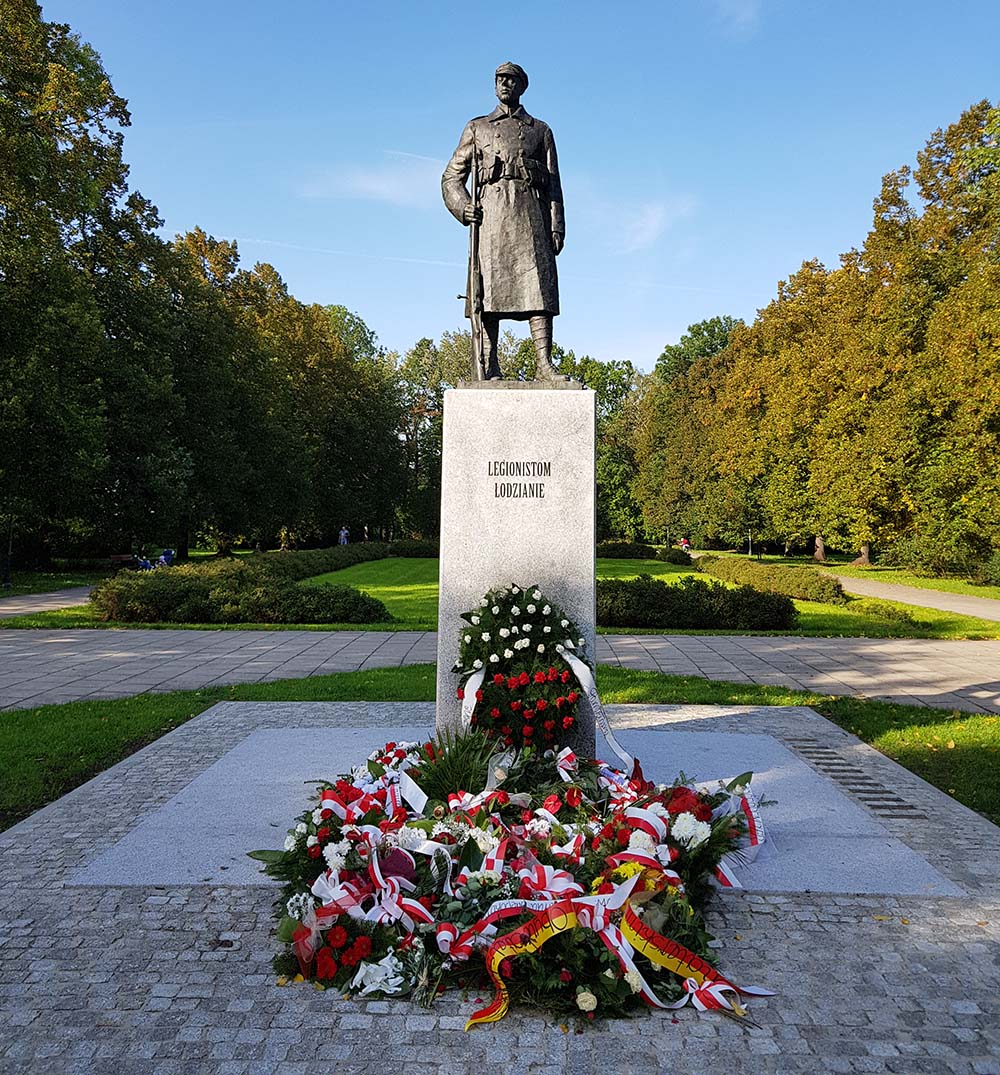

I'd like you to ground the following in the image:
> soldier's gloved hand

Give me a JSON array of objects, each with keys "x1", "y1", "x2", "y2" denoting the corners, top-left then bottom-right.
[
  {"x1": 463, "y1": 204, "x2": 483, "y2": 225},
  {"x1": 552, "y1": 232, "x2": 565, "y2": 255}
]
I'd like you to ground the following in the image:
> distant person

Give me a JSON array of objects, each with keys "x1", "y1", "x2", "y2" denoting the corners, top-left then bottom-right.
[
  {"x1": 338, "y1": 526, "x2": 349, "y2": 546},
  {"x1": 679, "y1": 537, "x2": 691, "y2": 552}
]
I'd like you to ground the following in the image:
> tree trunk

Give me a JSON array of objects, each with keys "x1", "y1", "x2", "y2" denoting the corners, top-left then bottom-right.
[
  {"x1": 813, "y1": 535, "x2": 826, "y2": 562},
  {"x1": 850, "y1": 543, "x2": 872, "y2": 567},
  {"x1": 177, "y1": 512, "x2": 190, "y2": 561}
]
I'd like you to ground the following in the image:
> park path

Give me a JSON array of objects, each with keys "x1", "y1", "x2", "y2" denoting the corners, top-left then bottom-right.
[
  {"x1": 831, "y1": 573, "x2": 1000, "y2": 622},
  {"x1": 0, "y1": 585, "x2": 93, "y2": 618},
  {"x1": 1, "y1": 627, "x2": 998, "y2": 714}
]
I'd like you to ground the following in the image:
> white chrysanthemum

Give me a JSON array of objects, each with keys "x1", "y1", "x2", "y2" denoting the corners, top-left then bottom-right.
[
  {"x1": 283, "y1": 834, "x2": 297, "y2": 852},
  {"x1": 503, "y1": 648, "x2": 513, "y2": 659},
  {"x1": 323, "y1": 840, "x2": 348, "y2": 872},
  {"x1": 628, "y1": 830, "x2": 655, "y2": 853},
  {"x1": 481, "y1": 632, "x2": 491, "y2": 642},
  {"x1": 499, "y1": 627, "x2": 510, "y2": 638},
  {"x1": 286, "y1": 892, "x2": 314, "y2": 920},
  {"x1": 511, "y1": 605, "x2": 520, "y2": 616},
  {"x1": 537, "y1": 644, "x2": 545, "y2": 653},
  {"x1": 295, "y1": 822, "x2": 307, "y2": 835},
  {"x1": 576, "y1": 991, "x2": 598, "y2": 1012},
  {"x1": 489, "y1": 653, "x2": 499, "y2": 663},
  {"x1": 306, "y1": 835, "x2": 318, "y2": 848},
  {"x1": 527, "y1": 603, "x2": 536, "y2": 614},
  {"x1": 542, "y1": 604, "x2": 550, "y2": 614},
  {"x1": 671, "y1": 811, "x2": 711, "y2": 848},
  {"x1": 473, "y1": 658, "x2": 483, "y2": 669},
  {"x1": 625, "y1": 970, "x2": 642, "y2": 994}
]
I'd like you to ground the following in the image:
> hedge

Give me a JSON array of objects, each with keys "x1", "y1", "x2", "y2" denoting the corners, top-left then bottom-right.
[
  {"x1": 657, "y1": 547, "x2": 693, "y2": 566},
  {"x1": 697, "y1": 555, "x2": 847, "y2": 605},
  {"x1": 597, "y1": 575, "x2": 797, "y2": 631},
  {"x1": 849, "y1": 598, "x2": 918, "y2": 625},
  {"x1": 90, "y1": 549, "x2": 393, "y2": 624}
]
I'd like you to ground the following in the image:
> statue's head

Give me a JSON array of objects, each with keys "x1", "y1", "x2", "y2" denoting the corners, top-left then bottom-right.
[{"x1": 495, "y1": 62, "x2": 528, "y2": 106}]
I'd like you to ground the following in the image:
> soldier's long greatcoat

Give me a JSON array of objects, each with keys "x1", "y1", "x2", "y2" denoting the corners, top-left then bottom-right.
[{"x1": 442, "y1": 104, "x2": 564, "y2": 318}]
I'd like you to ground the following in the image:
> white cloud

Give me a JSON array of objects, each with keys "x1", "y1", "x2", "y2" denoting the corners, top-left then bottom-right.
[
  {"x1": 618, "y1": 197, "x2": 697, "y2": 253},
  {"x1": 709, "y1": 0, "x2": 761, "y2": 33},
  {"x1": 298, "y1": 149, "x2": 446, "y2": 209}
]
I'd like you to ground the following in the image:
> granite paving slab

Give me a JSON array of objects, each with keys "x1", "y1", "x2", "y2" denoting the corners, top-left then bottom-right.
[{"x1": 1, "y1": 700, "x2": 998, "y2": 1073}]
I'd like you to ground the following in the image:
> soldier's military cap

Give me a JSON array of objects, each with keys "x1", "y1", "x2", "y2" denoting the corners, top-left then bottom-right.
[{"x1": 495, "y1": 62, "x2": 528, "y2": 90}]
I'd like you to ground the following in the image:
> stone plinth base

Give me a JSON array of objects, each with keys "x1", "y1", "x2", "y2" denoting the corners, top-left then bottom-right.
[{"x1": 435, "y1": 386, "x2": 596, "y2": 755}]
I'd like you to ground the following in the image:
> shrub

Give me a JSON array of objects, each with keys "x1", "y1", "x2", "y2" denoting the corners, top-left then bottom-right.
[
  {"x1": 596, "y1": 575, "x2": 797, "y2": 631},
  {"x1": 596, "y1": 542, "x2": 658, "y2": 559},
  {"x1": 657, "y1": 547, "x2": 693, "y2": 565},
  {"x1": 89, "y1": 550, "x2": 393, "y2": 624},
  {"x1": 388, "y1": 539, "x2": 440, "y2": 557},
  {"x1": 697, "y1": 555, "x2": 847, "y2": 605},
  {"x1": 849, "y1": 598, "x2": 918, "y2": 625}
]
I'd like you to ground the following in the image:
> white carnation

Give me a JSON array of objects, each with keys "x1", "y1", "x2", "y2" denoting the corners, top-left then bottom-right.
[
  {"x1": 522, "y1": 623, "x2": 532, "y2": 633},
  {"x1": 510, "y1": 624, "x2": 519, "y2": 633},
  {"x1": 283, "y1": 835, "x2": 297, "y2": 852},
  {"x1": 628, "y1": 830, "x2": 655, "y2": 853},
  {"x1": 473, "y1": 658, "x2": 483, "y2": 669},
  {"x1": 542, "y1": 604, "x2": 550, "y2": 614},
  {"x1": 464, "y1": 634, "x2": 471, "y2": 643},
  {"x1": 527, "y1": 603, "x2": 536, "y2": 614},
  {"x1": 480, "y1": 598, "x2": 488, "y2": 607},
  {"x1": 306, "y1": 835, "x2": 318, "y2": 848},
  {"x1": 471, "y1": 615, "x2": 480, "y2": 625},
  {"x1": 532, "y1": 590, "x2": 541, "y2": 599},
  {"x1": 671, "y1": 811, "x2": 711, "y2": 849},
  {"x1": 511, "y1": 605, "x2": 520, "y2": 616},
  {"x1": 311, "y1": 809, "x2": 324, "y2": 825},
  {"x1": 579, "y1": 638, "x2": 585, "y2": 646},
  {"x1": 489, "y1": 653, "x2": 499, "y2": 663},
  {"x1": 499, "y1": 628, "x2": 510, "y2": 638},
  {"x1": 526, "y1": 817, "x2": 551, "y2": 840},
  {"x1": 503, "y1": 648, "x2": 514, "y2": 659},
  {"x1": 537, "y1": 644, "x2": 545, "y2": 653},
  {"x1": 481, "y1": 632, "x2": 491, "y2": 642},
  {"x1": 295, "y1": 822, "x2": 307, "y2": 835},
  {"x1": 543, "y1": 626, "x2": 551, "y2": 633},
  {"x1": 560, "y1": 619, "x2": 569, "y2": 628},
  {"x1": 492, "y1": 605, "x2": 500, "y2": 614},
  {"x1": 511, "y1": 586, "x2": 520, "y2": 594}
]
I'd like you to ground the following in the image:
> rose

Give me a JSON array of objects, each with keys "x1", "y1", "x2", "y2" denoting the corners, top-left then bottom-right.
[{"x1": 576, "y1": 990, "x2": 597, "y2": 1012}]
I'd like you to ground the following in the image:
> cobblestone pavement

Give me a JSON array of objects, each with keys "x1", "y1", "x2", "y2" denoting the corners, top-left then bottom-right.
[
  {"x1": 2, "y1": 630, "x2": 1000, "y2": 714},
  {"x1": 1, "y1": 701, "x2": 998, "y2": 1075},
  {"x1": 831, "y1": 574, "x2": 1000, "y2": 623}
]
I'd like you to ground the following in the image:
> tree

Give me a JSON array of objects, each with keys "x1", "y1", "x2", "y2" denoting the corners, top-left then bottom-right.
[{"x1": 655, "y1": 316, "x2": 743, "y2": 382}]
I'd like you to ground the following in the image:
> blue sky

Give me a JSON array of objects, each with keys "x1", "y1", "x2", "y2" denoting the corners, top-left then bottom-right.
[{"x1": 45, "y1": 0, "x2": 999, "y2": 370}]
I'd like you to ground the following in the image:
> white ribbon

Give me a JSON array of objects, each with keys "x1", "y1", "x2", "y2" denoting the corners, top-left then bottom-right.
[
  {"x1": 560, "y1": 651, "x2": 634, "y2": 771},
  {"x1": 460, "y1": 668, "x2": 486, "y2": 726}
]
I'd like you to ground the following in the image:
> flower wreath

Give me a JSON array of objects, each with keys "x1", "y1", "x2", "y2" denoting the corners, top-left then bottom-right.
[{"x1": 452, "y1": 584, "x2": 588, "y2": 750}]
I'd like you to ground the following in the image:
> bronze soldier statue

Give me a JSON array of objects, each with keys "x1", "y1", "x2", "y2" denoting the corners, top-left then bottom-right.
[{"x1": 442, "y1": 62, "x2": 565, "y2": 381}]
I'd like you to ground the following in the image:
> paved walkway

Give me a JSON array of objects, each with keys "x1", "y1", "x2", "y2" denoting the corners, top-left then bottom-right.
[
  {"x1": 1, "y1": 699, "x2": 998, "y2": 1073},
  {"x1": 0, "y1": 585, "x2": 93, "y2": 618},
  {"x1": 2, "y1": 628, "x2": 998, "y2": 713},
  {"x1": 832, "y1": 574, "x2": 1000, "y2": 623}
]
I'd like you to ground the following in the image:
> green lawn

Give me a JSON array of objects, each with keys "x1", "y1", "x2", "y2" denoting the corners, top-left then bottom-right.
[
  {"x1": 4, "y1": 556, "x2": 999, "y2": 638},
  {"x1": 2, "y1": 664, "x2": 996, "y2": 831},
  {"x1": 1, "y1": 568, "x2": 109, "y2": 598}
]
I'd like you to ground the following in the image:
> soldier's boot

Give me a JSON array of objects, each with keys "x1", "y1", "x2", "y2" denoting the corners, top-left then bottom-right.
[
  {"x1": 530, "y1": 315, "x2": 562, "y2": 380},
  {"x1": 483, "y1": 315, "x2": 503, "y2": 379}
]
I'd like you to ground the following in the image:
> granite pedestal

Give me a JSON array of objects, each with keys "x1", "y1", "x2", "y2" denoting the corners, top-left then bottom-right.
[{"x1": 435, "y1": 384, "x2": 597, "y2": 753}]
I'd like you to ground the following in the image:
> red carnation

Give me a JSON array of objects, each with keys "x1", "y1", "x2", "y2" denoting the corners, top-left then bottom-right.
[
  {"x1": 315, "y1": 946, "x2": 338, "y2": 980},
  {"x1": 327, "y1": 925, "x2": 348, "y2": 949},
  {"x1": 533, "y1": 671, "x2": 546, "y2": 684},
  {"x1": 522, "y1": 725, "x2": 534, "y2": 738},
  {"x1": 555, "y1": 696, "x2": 565, "y2": 708},
  {"x1": 307, "y1": 844, "x2": 322, "y2": 859},
  {"x1": 616, "y1": 828, "x2": 631, "y2": 847},
  {"x1": 320, "y1": 808, "x2": 333, "y2": 821},
  {"x1": 475, "y1": 689, "x2": 483, "y2": 702},
  {"x1": 510, "y1": 700, "x2": 523, "y2": 712},
  {"x1": 491, "y1": 707, "x2": 501, "y2": 718},
  {"x1": 562, "y1": 716, "x2": 575, "y2": 729},
  {"x1": 519, "y1": 672, "x2": 530, "y2": 686},
  {"x1": 500, "y1": 725, "x2": 512, "y2": 736},
  {"x1": 544, "y1": 719, "x2": 556, "y2": 732},
  {"x1": 316, "y1": 826, "x2": 331, "y2": 842},
  {"x1": 493, "y1": 673, "x2": 505, "y2": 685},
  {"x1": 548, "y1": 668, "x2": 558, "y2": 682},
  {"x1": 567, "y1": 691, "x2": 579, "y2": 703},
  {"x1": 508, "y1": 677, "x2": 519, "y2": 690},
  {"x1": 598, "y1": 881, "x2": 615, "y2": 895},
  {"x1": 535, "y1": 698, "x2": 548, "y2": 711},
  {"x1": 456, "y1": 688, "x2": 464, "y2": 700},
  {"x1": 561, "y1": 670, "x2": 571, "y2": 684}
]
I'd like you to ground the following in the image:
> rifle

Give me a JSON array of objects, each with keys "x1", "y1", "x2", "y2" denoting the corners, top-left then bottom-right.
[{"x1": 467, "y1": 137, "x2": 485, "y2": 380}]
